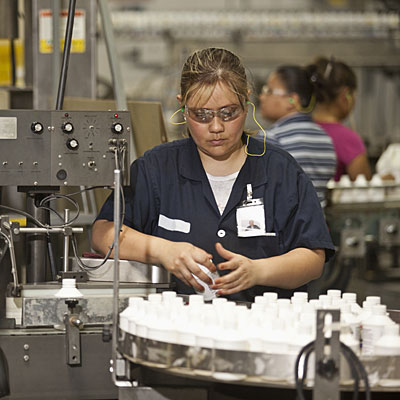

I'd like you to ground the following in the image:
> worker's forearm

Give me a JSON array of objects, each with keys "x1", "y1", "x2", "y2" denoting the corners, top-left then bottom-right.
[
  {"x1": 254, "y1": 248, "x2": 324, "y2": 289},
  {"x1": 91, "y1": 220, "x2": 168, "y2": 264}
]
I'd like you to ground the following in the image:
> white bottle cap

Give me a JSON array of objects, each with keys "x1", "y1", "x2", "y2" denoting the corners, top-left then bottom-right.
[
  {"x1": 128, "y1": 296, "x2": 144, "y2": 307},
  {"x1": 161, "y1": 291, "x2": 177, "y2": 303},
  {"x1": 263, "y1": 292, "x2": 278, "y2": 302},
  {"x1": 212, "y1": 297, "x2": 227, "y2": 305},
  {"x1": 365, "y1": 296, "x2": 381, "y2": 305},
  {"x1": 293, "y1": 291, "x2": 308, "y2": 301},
  {"x1": 339, "y1": 175, "x2": 352, "y2": 187},
  {"x1": 342, "y1": 292, "x2": 357, "y2": 303},
  {"x1": 148, "y1": 293, "x2": 162, "y2": 303},
  {"x1": 189, "y1": 294, "x2": 204, "y2": 305},
  {"x1": 54, "y1": 278, "x2": 83, "y2": 298},
  {"x1": 277, "y1": 298, "x2": 291, "y2": 309},
  {"x1": 327, "y1": 289, "x2": 341, "y2": 298},
  {"x1": 354, "y1": 174, "x2": 368, "y2": 187},
  {"x1": 254, "y1": 296, "x2": 269, "y2": 305}
]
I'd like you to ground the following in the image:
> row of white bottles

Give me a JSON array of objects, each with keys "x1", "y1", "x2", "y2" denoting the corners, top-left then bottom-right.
[{"x1": 119, "y1": 290, "x2": 400, "y2": 384}]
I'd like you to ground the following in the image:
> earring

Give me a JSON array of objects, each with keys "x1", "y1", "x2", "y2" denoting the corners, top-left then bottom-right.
[{"x1": 288, "y1": 97, "x2": 295, "y2": 104}]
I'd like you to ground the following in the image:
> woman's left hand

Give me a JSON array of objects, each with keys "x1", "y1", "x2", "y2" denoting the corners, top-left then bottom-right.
[{"x1": 211, "y1": 242, "x2": 261, "y2": 295}]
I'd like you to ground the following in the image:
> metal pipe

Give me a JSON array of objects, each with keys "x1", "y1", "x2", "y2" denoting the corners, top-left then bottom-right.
[
  {"x1": 52, "y1": 0, "x2": 61, "y2": 104},
  {"x1": 112, "y1": 169, "x2": 121, "y2": 384},
  {"x1": 63, "y1": 209, "x2": 70, "y2": 273},
  {"x1": 55, "y1": 0, "x2": 76, "y2": 110},
  {"x1": 26, "y1": 194, "x2": 48, "y2": 283},
  {"x1": 19, "y1": 227, "x2": 83, "y2": 233}
]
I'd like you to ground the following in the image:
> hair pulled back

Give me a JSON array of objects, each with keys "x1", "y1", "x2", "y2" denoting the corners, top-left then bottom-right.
[
  {"x1": 180, "y1": 48, "x2": 249, "y2": 109},
  {"x1": 275, "y1": 65, "x2": 315, "y2": 109},
  {"x1": 306, "y1": 57, "x2": 357, "y2": 103}
]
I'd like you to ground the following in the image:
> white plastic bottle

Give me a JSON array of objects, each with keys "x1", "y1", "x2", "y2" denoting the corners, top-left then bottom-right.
[
  {"x1": 361, "y1": 304, "x2": 395, "y2": 355},
  {"x1": 120, "y1": 296, "x2": 143, "y2": 333},
  {"x1": 342, "y1": 292, "x2": 362, "y2": 315},
  {"x1": 373, "y1": 324, "x2": 400, "y2": 387},
  {"x1": 340, "y1": 303, "x2": 361, "y2": 341},
  {"x1": 373, "y1": 323, "x2": 400, "y2": 355},
  {"x1": 213, "y1": 309, "x2": 248, "y2": 381}
]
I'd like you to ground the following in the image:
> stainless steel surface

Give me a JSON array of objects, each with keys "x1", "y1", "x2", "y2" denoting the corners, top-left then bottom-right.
[
  {"x1": 32, "y1": 0, "x2": 97, "y2": 110},
  {"x1": 71, "y1": 258, "x2": 171, "y2": 284},
  {"x1": 0, "y1": 109, "x2": 131, "y2": 186},
  {"x1": 119, "y1": 330, "x2": 400, "y2": 391},
  {"x1": 0, "y1": 0, "x2": 18, "y2": 38},
  {"x1": 16, "y1": 282, "x2": 170, "y2": 327},
  {"x1": 0, "y1": 329, "x2": 117, "y2": 400}
]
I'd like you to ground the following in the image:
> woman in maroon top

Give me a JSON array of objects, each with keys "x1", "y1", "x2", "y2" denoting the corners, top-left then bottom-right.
[{"x1": 307, "y1": 57, "x2": 372, "y2": 181}]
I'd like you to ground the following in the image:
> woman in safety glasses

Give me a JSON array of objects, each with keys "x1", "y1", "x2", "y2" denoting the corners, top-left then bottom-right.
[{"x1": 91, "y1": 47, "x2": 334, "y2": 302}]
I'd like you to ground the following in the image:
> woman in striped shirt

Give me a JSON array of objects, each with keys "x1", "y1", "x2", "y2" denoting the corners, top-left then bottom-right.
[{"x1": 258, "y1": 65, "x2": 337, "y2": 208}]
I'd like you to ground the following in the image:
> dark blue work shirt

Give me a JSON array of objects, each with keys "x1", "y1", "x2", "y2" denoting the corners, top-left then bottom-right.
[{"x1": 96, "y1": 136, "x2": 335, "y2": 302}]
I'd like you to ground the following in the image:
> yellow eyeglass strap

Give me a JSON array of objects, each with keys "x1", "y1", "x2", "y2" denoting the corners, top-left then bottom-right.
[
  {"x1": 169, "y1": 107, "x2": 186, "y2": 125},
  {"x1": 244, "y1": 101, "x2": 267, "y2": 157},
  {"x1": 298, "y1": 93, "x2": 316, "y2": 114}
]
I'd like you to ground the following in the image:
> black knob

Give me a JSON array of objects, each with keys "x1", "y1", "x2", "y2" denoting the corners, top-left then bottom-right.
[
  {"x1": 31, "y1": 122, "x2": 43, "y2": 134},
  {"x1": 56, "y1": 169, "x2": 67, "y2": 180},
  {"x1": 62, "y1": 122, "x2": 74, "y2": 134},
  {"x1": 66, "y1": 138, "x2": 79, "y2": 150},
  {"x1": 112, "y1": 122, "x2": 123, "y2": 134}
]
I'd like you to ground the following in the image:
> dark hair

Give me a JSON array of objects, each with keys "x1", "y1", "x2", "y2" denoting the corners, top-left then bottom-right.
[
  {"x1": 275, "y1": 65, "x2": 315, "y2": 108},
  {"x1": 180, "y1": 47, "x2": 249, "y2": 109},
  {"x1": 306, "y1": 57, "x2": 357, "y2": 103}
]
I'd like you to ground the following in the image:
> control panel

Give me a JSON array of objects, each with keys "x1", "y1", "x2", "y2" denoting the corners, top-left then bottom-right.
[{"x1": 0, "y1": 110, "x2": 131, "y2": 186}]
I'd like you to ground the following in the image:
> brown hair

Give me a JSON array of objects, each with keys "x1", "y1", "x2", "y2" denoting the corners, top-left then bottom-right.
[
  {"x1": 306, "y1": 57, "x2": 357, "y2": 103},
  {"x1": 180, "y1": 48, "x2": 250, "y2": 109}
]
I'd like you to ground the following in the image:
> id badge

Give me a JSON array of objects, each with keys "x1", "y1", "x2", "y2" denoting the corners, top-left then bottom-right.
[{"x1": 236, "y1": 184, "x2": 276, "y2": 238}]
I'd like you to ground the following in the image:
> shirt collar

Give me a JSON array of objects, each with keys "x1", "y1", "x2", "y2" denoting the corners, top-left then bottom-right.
[
  {"x1": 273, "y1": 112, "x2": 313, "y2": 128},
  {"x1": 178, "y1": 136, "x2": 268, "y2": 188}
]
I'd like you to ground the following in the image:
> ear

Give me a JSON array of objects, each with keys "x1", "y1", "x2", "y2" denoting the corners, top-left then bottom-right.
[
  {"x1": 176, "y1": 94, "x2": 183, "y2": 104},
  {"x1": 288, "y1": 93, "x2": 300, "y2": 109}
]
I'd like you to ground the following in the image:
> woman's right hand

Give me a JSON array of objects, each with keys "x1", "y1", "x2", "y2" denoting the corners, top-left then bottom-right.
[{"x1": 156, "y1": 241, "x2": 216, "y2": 292}]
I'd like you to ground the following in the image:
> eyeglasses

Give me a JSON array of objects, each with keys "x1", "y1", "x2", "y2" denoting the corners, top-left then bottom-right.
[
  {"x1": 261, "y1": 85, "x2": 288, "y2": 97},
  {"x1": 185, "y1": 105, "x2": 242, "y2": 124}
]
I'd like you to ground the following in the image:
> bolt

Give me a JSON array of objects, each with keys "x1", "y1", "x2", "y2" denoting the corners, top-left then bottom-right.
[
  {"x1": 23, "y1": 344, "x2": 29, "y2": 350},
  {"x1": 23, "y1": 355, "x2": 30, "y2": 362}
]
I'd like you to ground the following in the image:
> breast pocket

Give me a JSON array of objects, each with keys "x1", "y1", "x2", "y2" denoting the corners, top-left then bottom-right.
[{"x1": 238, "y1": 234, "x2": 281, "y2": 259}]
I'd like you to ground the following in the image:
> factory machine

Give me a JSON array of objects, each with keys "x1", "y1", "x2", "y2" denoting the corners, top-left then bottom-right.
[
  {"x1": 0, "y1": 109, "x2": 171, "y2": 399},
  {"x1": 323, "y1": 175, "x2": 400, "y2": 307}
]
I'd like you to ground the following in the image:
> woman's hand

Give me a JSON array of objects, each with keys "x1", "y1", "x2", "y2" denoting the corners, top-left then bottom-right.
[
  {"x1": 157, "y1": 241, "x2": 216, "y2": 292},
  {"x1": 211, "y1": 242, "x2": 261, "y2": 295}
]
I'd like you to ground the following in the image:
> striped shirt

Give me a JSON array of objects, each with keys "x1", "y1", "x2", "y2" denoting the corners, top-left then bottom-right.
[{"x1": 257, "y1": 113, "x2": 336, "y2": 207}]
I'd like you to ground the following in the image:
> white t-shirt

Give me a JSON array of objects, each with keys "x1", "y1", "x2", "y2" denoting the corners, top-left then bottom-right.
[{"x1": 206, "y1": 171, "x2": 239, "y2": 215}]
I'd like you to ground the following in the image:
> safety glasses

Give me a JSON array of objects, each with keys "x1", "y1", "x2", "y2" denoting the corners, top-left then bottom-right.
[
  {"x1": 261, "y1": 85, "x2": 288, "y2": 97},
  {"x1": 185, "y1": 105, "x2": 243, "y2": 124}
]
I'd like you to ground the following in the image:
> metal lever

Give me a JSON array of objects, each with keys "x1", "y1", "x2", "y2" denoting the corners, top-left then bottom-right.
[
  {"x1": 313, "y1": 309, "x2": 341, "y2": 400},
  {"x1": 64, "y1": 299, "x2": 83, "y2": 365}
]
